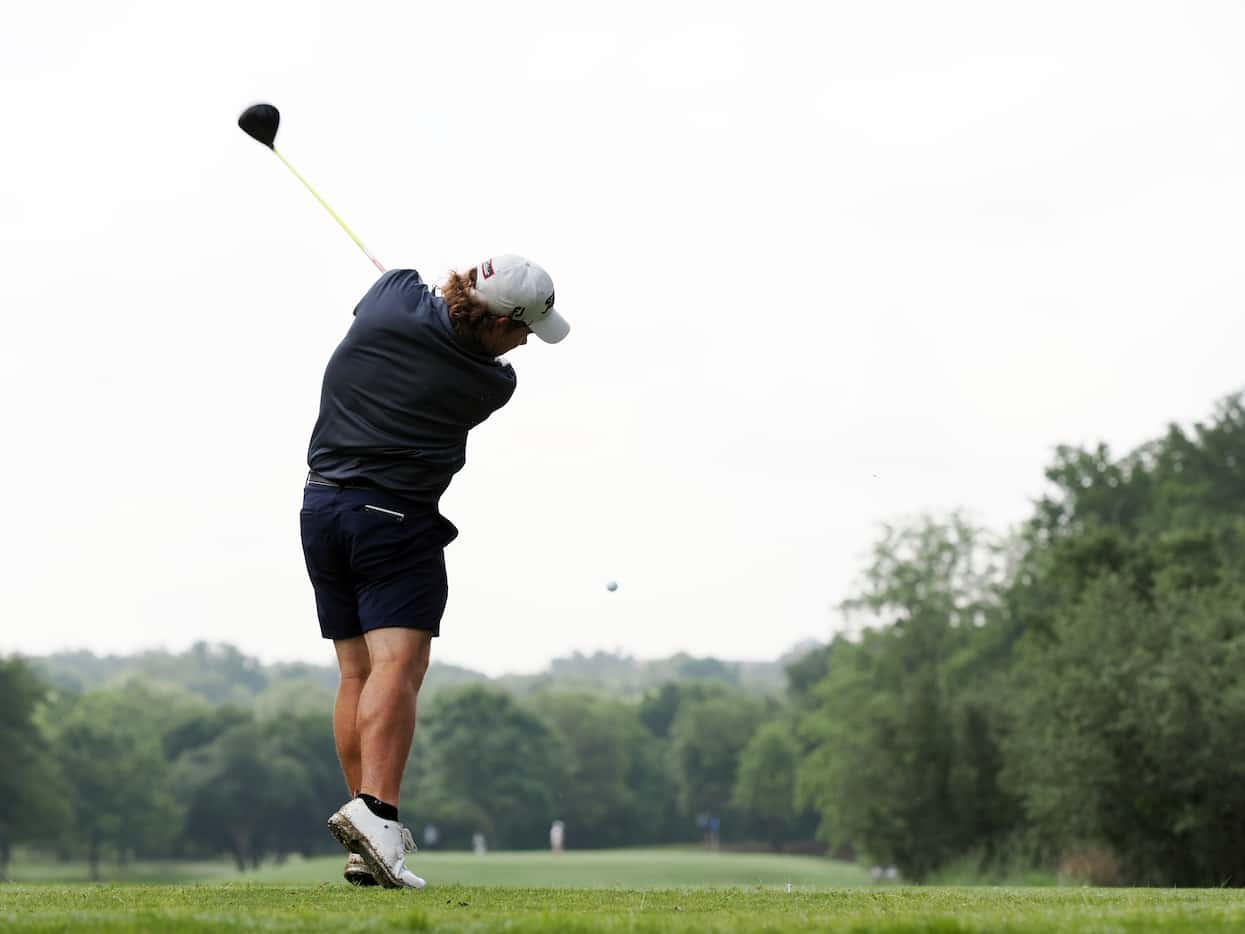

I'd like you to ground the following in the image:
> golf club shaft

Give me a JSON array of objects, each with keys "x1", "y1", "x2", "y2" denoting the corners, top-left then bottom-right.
[{"x1": 271, "y1": 147, "x2": 386, "y2": 273}]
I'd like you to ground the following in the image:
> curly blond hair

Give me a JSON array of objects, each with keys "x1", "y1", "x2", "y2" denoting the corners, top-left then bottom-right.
[{"x1": 441, "y1": 266, "x2": 496, "y2": 343}]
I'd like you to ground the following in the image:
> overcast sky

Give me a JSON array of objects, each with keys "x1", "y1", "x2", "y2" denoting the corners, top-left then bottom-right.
[{"x1": 2, "y1": 1, "x2": 1242, "y2": 676}]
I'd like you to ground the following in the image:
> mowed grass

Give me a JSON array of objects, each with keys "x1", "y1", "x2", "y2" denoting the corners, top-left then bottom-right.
[
  {"x1": 5, "y1": 849, "x2": 869, "y2": 889},
  {"x1": 3, "y1": 884, "x2": 1244, "y2": 933},
  {"x1": 255, "y1": 848, "x2": 874, "y2": 888}
]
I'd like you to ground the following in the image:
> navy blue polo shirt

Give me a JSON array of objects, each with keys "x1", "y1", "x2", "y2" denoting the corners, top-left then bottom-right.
[{"x1": 306, "y1": 269, "x2": 517, "y2": 504}]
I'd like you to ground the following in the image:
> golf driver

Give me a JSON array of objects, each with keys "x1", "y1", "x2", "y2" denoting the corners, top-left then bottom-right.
[{"x1": 237, "y1": 102, "x2": 386, "y2": 273}]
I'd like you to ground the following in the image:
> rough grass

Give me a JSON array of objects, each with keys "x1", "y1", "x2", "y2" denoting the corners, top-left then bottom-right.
[{"x1": 2, "y1": 884, "x2": 1243, "y2": 932}]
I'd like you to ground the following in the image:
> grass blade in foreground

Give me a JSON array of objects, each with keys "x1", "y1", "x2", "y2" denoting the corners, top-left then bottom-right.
[{"x1": 3, "y1": 885, "x2": 1244, "y2": 933}]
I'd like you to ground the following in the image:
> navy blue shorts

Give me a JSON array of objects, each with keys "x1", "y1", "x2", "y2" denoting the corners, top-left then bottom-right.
[{"x1": 299, "y1": 479, "x2": 459, "y2": 641}]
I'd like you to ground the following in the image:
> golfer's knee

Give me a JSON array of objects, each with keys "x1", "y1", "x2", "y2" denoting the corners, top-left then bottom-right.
[
  {"x1": 364, "y1": 629, "x2": 432, "y2": 690},
  {"x1": 372, "y1": 647, "x2": 429, "y2": 691},
  {"x1": 338, "y1": 658, "x2": 371, "y2": 683},
  {"x1": 334, "y1": 636, "x2": 372, "y2": 681}
]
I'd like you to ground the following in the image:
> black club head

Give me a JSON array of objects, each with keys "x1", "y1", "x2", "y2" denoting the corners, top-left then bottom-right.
[{"x1": 238, "y1": 103, "x2": 280, "y2": 149}]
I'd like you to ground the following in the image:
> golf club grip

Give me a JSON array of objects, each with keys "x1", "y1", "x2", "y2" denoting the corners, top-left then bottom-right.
[{"x1": 272, "y1": 148, "x2": 386, "y2": 273}]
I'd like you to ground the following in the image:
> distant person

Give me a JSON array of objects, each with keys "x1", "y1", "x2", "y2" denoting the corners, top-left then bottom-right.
[
  {"x1": 472, "y1": 832, "x2": 488, "y2": 856},
  {"x1": 550, "y1": 820, "x2": 565, "y2": 854},
  {"x1": 423, "y1": 824, "x2": 439, "y2": 849},
  {"x1": 302, "y1": 259, "x2": 569, "y2": 889}
]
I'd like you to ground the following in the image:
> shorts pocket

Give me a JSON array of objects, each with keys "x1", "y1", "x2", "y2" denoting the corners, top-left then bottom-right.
[{"x1": 362, "y1": 504, "x2": 406, "y2": 523}]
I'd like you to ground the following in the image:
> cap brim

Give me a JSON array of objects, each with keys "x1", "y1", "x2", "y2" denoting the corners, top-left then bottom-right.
[{"x1": 529, "y1": 308, "x2": 570, "y2": 344}]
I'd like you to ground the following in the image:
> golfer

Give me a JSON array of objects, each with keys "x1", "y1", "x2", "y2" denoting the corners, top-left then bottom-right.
[{"x1": 301, "y1": 256, "x2": 568, "y2": 889}]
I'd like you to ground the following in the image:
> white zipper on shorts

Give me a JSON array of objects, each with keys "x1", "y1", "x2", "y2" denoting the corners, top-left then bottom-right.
[{"x1": 363, "y1": 504, "x2": 406, "y2": 522}]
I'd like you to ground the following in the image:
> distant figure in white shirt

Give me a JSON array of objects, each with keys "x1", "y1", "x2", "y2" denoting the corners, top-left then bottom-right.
[
  {"x1": 550, "y1": 820, "x2": 565, "y2": 855},
  {"x1": 472, "y1": 832, "x2": 487, "y2": 856}
]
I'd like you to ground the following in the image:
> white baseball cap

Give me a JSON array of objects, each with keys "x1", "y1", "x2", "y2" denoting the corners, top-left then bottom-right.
[{"x1": 473, "y1": 255, "x2": 570, "y2": 344}]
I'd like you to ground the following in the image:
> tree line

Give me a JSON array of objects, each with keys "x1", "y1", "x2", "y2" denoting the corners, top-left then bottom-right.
[
  {"x1": 0, "y1": 661, "x2": 813, "y2": 879},
  {"x1": 30, "y1": 642, "x2": 790, "y2": 707},
  {"x1": 792, "y1": 393, "x2": 1245, "y2": 885},
  {"x1": 4, "y1": 391, "x2": 1243, "y2": 885}
]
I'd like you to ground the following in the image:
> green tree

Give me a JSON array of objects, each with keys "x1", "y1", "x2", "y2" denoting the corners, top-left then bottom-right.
[
  {"x1": 528, "y1": 692, "x2": 671, "y2": 848},
  {"x1": 1003, "y1": 573, "x2": 1245, "y2": 885},
  {"x1": 673, "y1": 655, "x2": 740, "y2": 684},
  {"x1": 638, "y1": 681, "x2": 728, "y2": 739},
  {"x1": 795, "y1": 515, "x2": 1016, "y2": 880},
  {"x1": 670, "y1": 689, "x2": 768, "y2": 833},
  {"x1": 172, "y1": 718, "x2": 314, "y2": 870},
  {"x1": 420, "y1": 686, "x2": 564, "y2": 848},
  {"x1": 400, "y1": 734, "x2": 491, "y2": 851},
  {"x1": 997, "y1": 392, "x2": 1245, "y2": 883},
  {"x1": 732, "y1": 719, "x2": 801, "y2": 850},
  {"x1": 0, "y1": 658, "x2": 70, "y2": 875},
  {"x1": 262, "y1": 712, "x2": 349, "y2": 858},
  {"x1": 784, "y1": 644, "x2": 832, "y2": 710},
  {"x1": 162, "y1": 704, "x2": 251, "y2": 762},
  {"x1": 45, "y1": 683, "x2": 184, "y2": 878}
]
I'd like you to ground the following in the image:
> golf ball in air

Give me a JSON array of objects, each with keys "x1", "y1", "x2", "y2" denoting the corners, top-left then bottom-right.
[{"x1": 606, "y1": 581, "x2": 618, "y2": 592}]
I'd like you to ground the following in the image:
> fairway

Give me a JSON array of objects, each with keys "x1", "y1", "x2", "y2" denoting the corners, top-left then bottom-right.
[
  {"x1": 5, "y1": 849, "x2": 869, "y2": 889},
  {"x1": 253, "y1": 848, "x2": 872, "y2": 889},
  {"x1": 3, "y1": 885, "x2": 1244, "y2": 933}
]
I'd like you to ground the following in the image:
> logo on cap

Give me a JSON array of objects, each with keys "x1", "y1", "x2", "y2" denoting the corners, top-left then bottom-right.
[
  {"x1": 481, "y1": 259, "x2": 496, "y2": 279},
  {"x1": 545, "y1": 291, "x2": 555, "y2": 311}
]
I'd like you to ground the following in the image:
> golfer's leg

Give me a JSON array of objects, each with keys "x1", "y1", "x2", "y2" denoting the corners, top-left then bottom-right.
[
  {"x1": 332, "y1": 636, "x2": 372, "y2": 796},
  {"x1": 357, "y1": 627, "x2": 433, "y2": 806}
]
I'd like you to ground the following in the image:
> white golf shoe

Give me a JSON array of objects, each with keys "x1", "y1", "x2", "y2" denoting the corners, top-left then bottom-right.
[
  {"x1": 328, "y1": 798, "x2": 426, "y2": 890},
  {"x1": 343, "y1": 852, "x2": 376, "y2": 886}
]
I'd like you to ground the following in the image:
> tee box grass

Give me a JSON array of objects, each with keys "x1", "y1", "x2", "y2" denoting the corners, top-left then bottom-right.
[
  {"x1": 4, "y1": 885, "x2": 1244, "y2": 933},
  {"x1": 4, "y1": 850, "x2": 1243, "y2": 932}
]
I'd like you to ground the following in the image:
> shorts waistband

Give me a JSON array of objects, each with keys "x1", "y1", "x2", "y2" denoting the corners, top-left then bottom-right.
[
  {"x1": 305, "y1": 472, "x2": 435, "y2": 511},
  {"x1": 306, "y1": 470, "x2": 376, "y2": 490}
]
